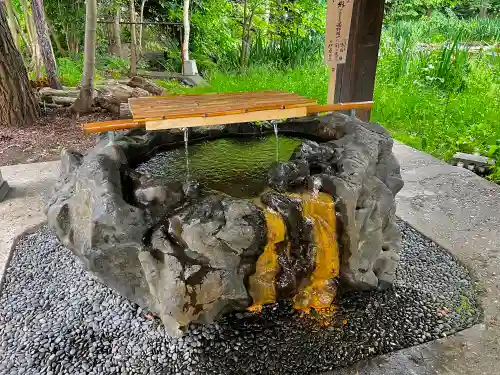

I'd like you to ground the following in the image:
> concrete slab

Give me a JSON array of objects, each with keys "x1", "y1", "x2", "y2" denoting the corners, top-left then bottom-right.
[
  {"x1": 327, "y1": 143, "x2": 500, "y2": 375},
  {"x1": 0, "y1": 161, "x2": 59, "y2": 283}
]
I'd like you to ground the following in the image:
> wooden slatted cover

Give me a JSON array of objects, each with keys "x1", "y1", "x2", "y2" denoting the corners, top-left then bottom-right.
[
  {"x1": 128, "y1": 91, "x2": 317, "y2": 120},
  {"x1": 145, "y1": 107, "x2": 308, "y2": 131}
]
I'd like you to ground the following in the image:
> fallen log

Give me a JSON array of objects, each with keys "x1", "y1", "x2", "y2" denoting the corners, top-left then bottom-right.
[
  {"x1": 51, "y1": 96, "x2": 77, "y2": 106},
  {"x1": 128, "y1": 76, "x2": 166, "y2": 96},
  {"x1": 39, "y1": 87, "x2": 80, "y2": 98}
]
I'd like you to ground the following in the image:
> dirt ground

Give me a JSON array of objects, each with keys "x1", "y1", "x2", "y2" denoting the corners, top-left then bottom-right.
[{"x1": 0, "y1": 108, "x2": 114, "y2": 167}]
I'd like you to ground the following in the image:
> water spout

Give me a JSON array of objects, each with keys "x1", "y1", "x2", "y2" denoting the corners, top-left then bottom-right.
[
  {"x1": 311, "y1": 176, "x2": 322, "y2": 198},
  {"x1": 272, "y1": 121, "x2": 279, "y2": 162},
  {"x1": 183, "y1": 127, "x2": 190, "y2": 182}
]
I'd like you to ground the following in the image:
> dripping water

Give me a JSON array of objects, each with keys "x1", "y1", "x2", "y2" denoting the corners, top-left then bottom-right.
[
  {"x1": 183, "y1": 127, "x2": 190, "y2": 182},
  {"x1": 272, "y1": 121, "x2": 279, "y2": 162},
  {"x1": 312, "y1": 176, "x2": 322, "y2": 198}
]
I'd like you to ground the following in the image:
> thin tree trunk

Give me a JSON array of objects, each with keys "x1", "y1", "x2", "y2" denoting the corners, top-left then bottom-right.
[
  {"x1": 109, "y1": 8, "x2": 122, "y2": 57},
  {"x1": 240, "y1": 0, "x2": 248, "y2": 68},
  {"x1": 13, "y1": 11, "x2": 30, "y2": 57},
  {"x1": 0, "y1": 5, "x2": 39, "y2": 127},
  {"x1": 129, "y1": 0, "x2": 137, "y2": 75},
  {"x1": 4, "y1": 0, "x2": 19, "y2": 49},
  {"x1": 182, "y1": 0, "x2": 190, "y2": 62},
  {"x1": 73, "y1": 0, "x2": 97, "y2": 114},
  {"x1": 46, "y1": 16, "x2": 65, "y2": 56},
  {"x1": 31, "y1": 0, "x2": 62, "y2": 89},
  {"x1": 139, "y1": 0, "x2": 147, "y2": 52},
  {"x1": 65, "y1": 24, "x2": 79, "y2": 55},
  {"x1": 479, "y1": 6, "x2": 488, "y2": 18},
  {"x1": 20, "y1": 0, "x2": 43, "y2": 78}
]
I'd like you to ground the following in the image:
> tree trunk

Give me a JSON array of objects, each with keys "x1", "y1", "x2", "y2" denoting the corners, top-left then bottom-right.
[
  {"x1": 109, "y1": 8, "x2": 122, "y2": 57},
  {"x1": 240, "y1": 0, "x2": 248, "y2": 68},
  {"x1": 139, "y1": 0, "x2": 147, "y2": 52},
  {"x1": 65, "y1": 24, "x2": 79, "y2": 55},
  {"x1": 13, "y1": 12, "x2": 30, "y2": 56},
  {"x1": 4, "y1": 0, "x2": 19, "y2": 49},
  {"x1": 73, "y1": 0, "x2": 97, "y2": 114},
  {"x1": 20, "y1": 0, "x2": 43, "y2": 78},
  {"x1": 479, "y1": 6, "x2": 488, "y2": 18},
  {"x1": 31, "y1": 0, "x2": 62, "y2": 89},
  {"x1": 0, "y1": 5, "x2": 40, "y2": 127},
  {"x1": 182, "y1": 0, "x2": 190, "y2": 62},
  {"x1": 46, "y1": 16, "x2": 65, "y2": 56},
  {"x1": 129, "y1": 0, "x2": 137, "y2": 76}
]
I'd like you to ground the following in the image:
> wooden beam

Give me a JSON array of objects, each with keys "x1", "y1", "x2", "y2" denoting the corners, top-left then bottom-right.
[
  {"x1": 145, "y1": 107, "x2": 307, "y2": 131},
  {"x1": 335, "y1": 0, "x2": 385, "y2": 121},
  {"x1": 83, "y1": 119, "x2": 144, "y2": 134},
  {"x1": 306, "y1": 101, "x2": 373, "y2": 115}
]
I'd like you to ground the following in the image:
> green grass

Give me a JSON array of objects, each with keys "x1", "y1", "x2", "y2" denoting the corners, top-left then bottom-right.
[
  {"x1": 175, "y1": 62, "x2": 330, "y2": 104},
  {"x1": 387, "y1": 15, "x2": 500, "y2": 43}
]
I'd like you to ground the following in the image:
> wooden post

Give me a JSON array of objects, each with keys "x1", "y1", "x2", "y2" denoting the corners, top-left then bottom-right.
[{"x1": 334, "y1": 0, "x2": 385, "y2": 121}]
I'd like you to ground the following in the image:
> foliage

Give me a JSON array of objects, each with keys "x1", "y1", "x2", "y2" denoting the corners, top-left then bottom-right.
[
  {"x1": 248, "y1": 33, "x2": 324, "y2": 68},
  {"x1": 385, "y1": 0, "x2": 498, "y2": 21},
  {"x1": 373, "y1": 27, "x2": 500, "y2": 178},
  {"x1": 386, "y1": 13, "x2": 500, "y2": 42}
]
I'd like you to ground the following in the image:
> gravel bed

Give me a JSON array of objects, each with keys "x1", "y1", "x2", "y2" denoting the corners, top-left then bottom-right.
[{"x1": 0, "y1": 221, "x2": 481, "y2": 375}]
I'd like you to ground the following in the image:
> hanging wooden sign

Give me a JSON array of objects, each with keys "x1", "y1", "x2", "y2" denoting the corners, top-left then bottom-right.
[{"x1": 324, "y1": 0, "x2": 354, "y2": 104}]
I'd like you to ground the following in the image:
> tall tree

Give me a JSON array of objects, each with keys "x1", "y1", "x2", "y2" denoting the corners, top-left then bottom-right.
[
  {"x1": 0, "y1": 5, "x2": 39, "y2": 127},
  {"x1": 109, "y1": 7, "x2": 122, "y2": 57},
  {"x1": 182, "y1": 0, "x2": 190, "y2": 62},
  {"x1": 129, "y1": 0, "x2": 137, "y2": 75},
  {"x1": 3, "y1": 0, "x2": 20, "y2": 49},
  {"x1": 20, "y1": 0, "x2": 43, "y2": 78},
  {"x1": 73, "y1": 0, "x2": 97, "y2": 113},
  {"x1": 31, "y1": 0, "x2": 62, "y2": 89},
  {"x1": 138, "y1": 0, "x2": 147, "y2": 51}
]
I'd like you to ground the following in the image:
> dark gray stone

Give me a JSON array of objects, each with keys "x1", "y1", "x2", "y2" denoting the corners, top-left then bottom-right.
[
  {"x1": 46, "y1": 113, "x2": 403, "y2": 335},
  {"x1": 277, "y1": 114, "x2": 404, "y2": 289}
]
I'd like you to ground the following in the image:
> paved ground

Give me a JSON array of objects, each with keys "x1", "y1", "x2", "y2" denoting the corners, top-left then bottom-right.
[
  {"x1": 332, "y1": 143, "x2": 500, "y2": 375},
  {"x1": 0, "y1": 161, "x2": 59, "y2": 283},
  {"x1": 1, "y1": 143, "x2": 500, "y2": 374}
]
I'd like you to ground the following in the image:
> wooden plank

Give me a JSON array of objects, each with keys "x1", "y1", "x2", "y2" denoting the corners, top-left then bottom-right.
[
  {"x1": 324, "y1": 0, "x2": 354, "y2": 66},
  {"x1": 335, "y1": 0, "x2": 385, "y2": 121},
  {"x1": 145, "y1": 107, "x2": 308, "y2": 131},
  {"x1": 324, "y1": 0, "x2": 355, "y2": 104}
]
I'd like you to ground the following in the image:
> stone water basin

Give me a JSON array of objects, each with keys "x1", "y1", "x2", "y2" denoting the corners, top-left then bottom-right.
[{"x1": 46, "y1": 114, "x2": 409, "y2": 336}]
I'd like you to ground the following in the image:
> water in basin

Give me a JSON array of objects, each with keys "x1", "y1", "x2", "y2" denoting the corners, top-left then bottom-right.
[{"x1": 137, "y1": 135, "x2": 303, "y2": 198}]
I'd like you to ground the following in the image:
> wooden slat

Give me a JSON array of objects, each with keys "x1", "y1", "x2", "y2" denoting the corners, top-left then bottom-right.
[
  {"x1": 145, "y1": 107, "x2": 308, "y2": 131},
  {"x1": 83, "y1": 100, "x2": 375, "y2": 134},
  {"x1": 129, "y1": 91, "x2": 316, "y2": 120},
  {"x1": 133, "y1": 100, "x2": 317, "y2": 120}
]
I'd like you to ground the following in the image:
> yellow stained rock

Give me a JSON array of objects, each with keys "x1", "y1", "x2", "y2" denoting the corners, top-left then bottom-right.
[
  {"x1": 248, "y1": 209, "x2": 285, "y2": 310},
  {"x1": 293, "y1": 192, "x2": 339, "y2": 311}
]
